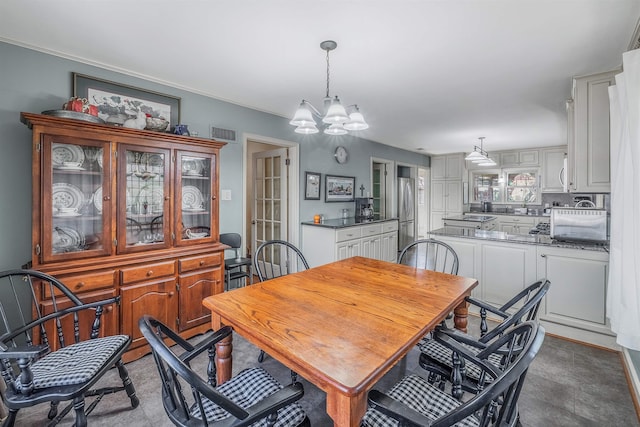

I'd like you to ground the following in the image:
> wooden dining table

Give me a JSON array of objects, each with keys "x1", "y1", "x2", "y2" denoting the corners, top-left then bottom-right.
[{"x1": 202, "y1": 256, "x2": 478, "y2": 427}]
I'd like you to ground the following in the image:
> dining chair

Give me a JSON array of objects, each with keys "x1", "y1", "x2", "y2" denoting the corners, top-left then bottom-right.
[
  {"x1": 138, "y1": 315, "x2": 310, "y2": 427},
  {"x1": 253, "y1": 239, "x2": 310, "y2": 282},
  {"x1": 361, "y1": 321, "x2": 545, "y2": 427},
  {"x1": 0, "y1": 269, "x2": 139, "y2": 427},
  {"x1": 219, "y1": 232, "x2": 252, "y2": 290},
  {"x1": 253, "y1": 240, "x2": 309, "y2": 365},
  {"x1": 397, "y1": 238, "x2": 459, "y2": 274},
  {"x1": 418, "y1": 278, "x2": 551, "y2": 399}
]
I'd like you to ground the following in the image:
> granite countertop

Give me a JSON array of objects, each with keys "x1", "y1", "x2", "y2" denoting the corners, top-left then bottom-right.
[
  {"x1": 443, "y1": 214, "x2": 497, "y2": 222},
  {"x1": 301, "y1": 216, "x2": 398, "y2": 229},
  {"x1": 430, "y1": 226, "x2": 609, "y2": 252},
  {"x1": 466, "y1": 210, "x2": 550, "y2": 218}
]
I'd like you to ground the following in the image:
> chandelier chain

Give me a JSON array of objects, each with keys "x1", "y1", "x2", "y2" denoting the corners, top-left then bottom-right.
[{"x1": 326, "y1": 48, "x2": 331, "y2": 98}]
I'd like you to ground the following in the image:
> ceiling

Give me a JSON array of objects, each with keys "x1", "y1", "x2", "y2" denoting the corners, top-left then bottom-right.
[{"x1": 1, "y1": 0, "x2": 639, "y2": 155}]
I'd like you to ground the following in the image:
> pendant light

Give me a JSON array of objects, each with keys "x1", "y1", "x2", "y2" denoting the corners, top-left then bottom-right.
[{"x1": 465, "y1": 137, "x2": 496, "y2": 166}]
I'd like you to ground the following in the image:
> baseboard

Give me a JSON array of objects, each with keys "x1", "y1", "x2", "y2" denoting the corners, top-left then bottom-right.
[
  {"x1": 538, "y1": 319, "x2": 619, "y2": 350},
  {"x1": 622, "y1": 348, "x2": 640, "y2": 422}
]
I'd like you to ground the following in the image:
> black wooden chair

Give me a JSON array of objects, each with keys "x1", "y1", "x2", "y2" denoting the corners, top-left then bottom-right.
[
  {"x1": 418, "y1": 279, "x2": 550, "y2": 398},
  {"x1": 253, "y1": 240, "x2": 310, "y2": 282},
  {"x1": 219, "y1": 232, "x2": 252, "y2": 290},
  {"x1": 361, "y1": 321, "x2": 545, "y2": 427},
  {"x1": 0, "y1": 269, "x2": 138, "y2": 427},
  {"x1": 253, "y1": 240, "x2": 309, "y2": 365},
  {"x1": 397, "y1": 238, "x2": 459, "y2": 274},
  {"x1": 138, "y1": 315, "x2": 310, "y2": 427}
]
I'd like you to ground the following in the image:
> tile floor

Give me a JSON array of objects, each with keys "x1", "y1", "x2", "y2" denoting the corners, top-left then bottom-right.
[{"x1": 13, "y1": 325, "x2": 640, "y2": 426}]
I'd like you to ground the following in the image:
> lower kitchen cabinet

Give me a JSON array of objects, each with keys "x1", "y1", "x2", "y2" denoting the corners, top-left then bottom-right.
[
  {"x1": 178, "y1": 252, "x2": 224, "y2": 332},
  {"x1": 431, "y1": 234, "x2": 612, "y2": 347},
  {"x1": 302, "y1": 219, "x2": 398, "y2": 267},
  {"x1": 537, "y1": 246, "x2": 611, "y2": 337},
  {"x1": 497, "y1": 215, "x2": 536, "y2": 235}
]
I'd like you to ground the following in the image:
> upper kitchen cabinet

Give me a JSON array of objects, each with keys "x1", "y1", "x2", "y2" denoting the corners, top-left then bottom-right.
[
  {"x1": 431, "y1": 153, "x2": 464, "y2": 180},
  {"x1": 568, "y1": 69, "x2": 619, "y2": 193},
  {"x1": 500, "y1": 149, "x2": 539, "y2": 167},
  {"x1": 540, "y1": 146, "x2": 567, "y2": 193}
]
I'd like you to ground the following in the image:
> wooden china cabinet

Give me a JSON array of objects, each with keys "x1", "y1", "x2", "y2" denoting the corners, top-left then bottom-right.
[{"x1": 21, "y1": 112, "x2": 227, "y2": 361}]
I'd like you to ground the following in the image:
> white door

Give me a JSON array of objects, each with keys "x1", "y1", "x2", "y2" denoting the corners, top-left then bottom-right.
[{"x1": 252, "y1": 148, "x2": 288, "y2": 261}]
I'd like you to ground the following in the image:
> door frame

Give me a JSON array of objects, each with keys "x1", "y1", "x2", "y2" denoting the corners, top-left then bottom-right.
[
  {"x1": 244, "y1": 133, "x2": 300, "y2": 251},
  {"x1": 370, "y1": 157, "x2": 395, "y2": 218}
]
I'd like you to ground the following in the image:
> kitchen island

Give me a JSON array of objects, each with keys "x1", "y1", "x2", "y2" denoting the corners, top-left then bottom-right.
[
  {"x1": 430, "y1": 226, "x2": 614, "y2": 349},
  {"x1": 301, "y1": 217, "x2": 399, "y2": 267}
]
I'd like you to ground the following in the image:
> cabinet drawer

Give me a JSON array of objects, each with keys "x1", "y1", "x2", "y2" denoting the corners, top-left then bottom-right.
[
  {"x1": 336, "y1": 227, "x2": 362, "y2": 243},
  {"x1": 382, "y1": 221, "x2": 399, "y2": 233},
  {"x1": 43, "y1": 270, "x2": 116, "y2": 299},
  {"x1": 179, "y1": 252, "x2": 223, "y2": 273},
  {"x1": 120, "y1": 261, "x2": 176, "y2": 285},
  {"x1": 361, "y1": 224, "x2": 383, "y2": 237}
]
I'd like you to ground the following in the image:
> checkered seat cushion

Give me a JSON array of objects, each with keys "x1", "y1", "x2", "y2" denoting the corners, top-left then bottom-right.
[
  {"x1": 17, "y1": 335, "x2": 129, "y2": 391},
  {"x1": 190, "y1": 367, "x2": 307, "y2": 426},
  {"x1": 361, "y1": 374, "x2": 480, "y2": 427},
  {"x1": 418, "y1": 336, "x2": 503, "y2": 383}
]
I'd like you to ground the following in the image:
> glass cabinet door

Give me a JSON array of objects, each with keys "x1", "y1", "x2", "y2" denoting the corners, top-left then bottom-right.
[
  {"x1": 117, "y1": 145, "x2": 171, "y2": 253},
  {"x1": 506, "y1": 170, "x2": 539, "y2": 203},
  {"x1": 42, "y1": 135, "x2": 112, "y2": 262},
  {"x1": 175, "y1": 151, "x2": 216, "y2": 246}
]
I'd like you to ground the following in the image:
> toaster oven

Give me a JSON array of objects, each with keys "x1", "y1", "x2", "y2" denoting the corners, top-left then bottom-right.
[{"x1": 550, "y1": 207, "x2": 608, "y2": 243}]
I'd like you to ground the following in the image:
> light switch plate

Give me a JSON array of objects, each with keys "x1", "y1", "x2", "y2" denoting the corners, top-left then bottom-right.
[{"x1": 221, "y1": 189, "x2": 232, "y2": 200}]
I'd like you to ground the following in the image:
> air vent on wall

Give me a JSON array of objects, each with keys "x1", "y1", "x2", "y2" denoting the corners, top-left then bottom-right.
[{"x1": 210, "y1": 126, "x2": 237, "y2": 142}]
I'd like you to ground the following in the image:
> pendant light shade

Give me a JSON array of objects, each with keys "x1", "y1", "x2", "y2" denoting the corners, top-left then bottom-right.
[
  {"x1": 324, "y1": 123, "x2": 348, "y2": 135},
  {"x1": 465, "y1": 137, "x2": 495, "y2": 166},
  {"x1": 343, "y1": 106, "x2": 369, "y2": 131},
  {"x1": 294, "y1": 122, "x2": 319, "y2": 134},
  {"x1": 290, "y1": 102, "x2": 315, "y2": 126},
  {"x1": 290, "y1": 40, "x2": 367, "y2": 135}
]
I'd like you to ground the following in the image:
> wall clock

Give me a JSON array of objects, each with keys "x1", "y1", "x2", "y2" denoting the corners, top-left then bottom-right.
[{"x1": 334, "y1": 146, "x2": 349, "y2": 164}]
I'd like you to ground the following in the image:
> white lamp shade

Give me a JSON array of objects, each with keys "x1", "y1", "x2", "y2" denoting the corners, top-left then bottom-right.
[
  {"x1": 343, "y1": 111, "x2": 369, "y2": 131},
  {"x1": 324, "y1": 123, "x2": 348, "y2": 135},
  {"x1": 476, "y1": 158, "x2": 497, "y2": 166},
  {"x1": 290, "y1": 102, "x2": 316, "y2": 126},
  {"x1": 322, "y1": 96, "x2": 349, "y2": 124},
  {"x1": 465, "y1": 150, "x2": 485, "y2": 161},
  {"x1": 294, "y1": 123, "x2": 319, "y2": 134}
]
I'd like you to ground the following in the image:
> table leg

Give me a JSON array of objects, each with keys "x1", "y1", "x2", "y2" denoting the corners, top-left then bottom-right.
[
  {"x1": 453, "y1": 299, "x2": 469, "y2": 333},
  {"x1": 212, "y1": 313, "x2": 232, "y2": 384},
  {"x1": 326, "y1": 390, "x2": 367, "y2": 427}
]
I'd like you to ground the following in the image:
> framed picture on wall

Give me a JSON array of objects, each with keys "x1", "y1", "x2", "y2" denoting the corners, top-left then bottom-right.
[
  {"x1": 325, "y1": 175, "x2": 355, "y2": 202},
  {"x1": 73, "y1": 72, "x2": 181, "y2": 130},
  {"x1": 305, "y1": 171, "x2": 321, "y2": 200}
]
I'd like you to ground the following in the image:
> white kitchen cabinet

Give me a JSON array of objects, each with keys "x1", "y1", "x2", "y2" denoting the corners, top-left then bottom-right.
[
  {"x1": 430, "y1": 179, "x2": 462, "y2": 230},
  {"x1": 541, "y1": 147, "x2": 567, "y2": 193},
  {"x1": 497, "y1": 215, "x2": 536, "y2": 235},
  {"x1": 500, "y1": 150, "x2": 539, "y2": 167},
  {"x1": 431, "y1": 236, "x2": 481, "y2": 299},
  {"x1": 537, "y1": 246, "x2": 611, "y2": 337},
  {"x1": 568, "y1": 69, "x2": 619, "y2": 193},
  {"x1": 302, "y1": 219, "x2": 398, "y2": 267},
  {"x1": 431, "y1": 153, "x2": 464, "y2": 180},
  {"x1": 481, "y1": 242, "x2": 537, "y2": 308}
]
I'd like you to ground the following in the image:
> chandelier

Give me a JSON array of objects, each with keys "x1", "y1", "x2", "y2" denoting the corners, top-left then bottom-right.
[
  {"x1": 465, "y1": 137, "x2": 497, "y2": 166},
  {"x1": 290, "y1": 40, "x2": 369, "y2": 135}
]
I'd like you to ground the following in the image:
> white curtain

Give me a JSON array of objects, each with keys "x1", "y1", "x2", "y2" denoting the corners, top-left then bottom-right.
[{"x1": 607, "y1": 48, "x2": 640, "y2": 350}]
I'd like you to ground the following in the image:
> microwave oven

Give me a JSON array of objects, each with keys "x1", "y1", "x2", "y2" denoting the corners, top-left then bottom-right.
[{"x1": 550, "y1": 207, "x2": 608, "y2": 243}]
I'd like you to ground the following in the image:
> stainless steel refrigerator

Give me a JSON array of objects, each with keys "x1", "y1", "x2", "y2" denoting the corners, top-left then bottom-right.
[{"x1": 398, "y1": 177, "x2": 415, "y2": 250}]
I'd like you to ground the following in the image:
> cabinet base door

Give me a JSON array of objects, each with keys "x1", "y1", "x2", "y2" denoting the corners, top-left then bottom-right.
[{"x1": 178, "y1": 269, "x2": 222, "y2": 332}]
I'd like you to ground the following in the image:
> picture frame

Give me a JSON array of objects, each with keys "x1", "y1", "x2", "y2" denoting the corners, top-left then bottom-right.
[
  {"x1": 73, "y1": 72, "x2": 181, "y2": 129},
  {"x1": 325, "y1": 175, "x2": 355, "y2": 202},
  {"x1": 305, "y1": 171, "x2": 321, "y2": 200}
]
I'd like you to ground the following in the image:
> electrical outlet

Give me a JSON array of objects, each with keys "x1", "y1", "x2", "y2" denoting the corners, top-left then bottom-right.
[{"x1": 221, "y1": 190, "x2": 232, "y2": 200}]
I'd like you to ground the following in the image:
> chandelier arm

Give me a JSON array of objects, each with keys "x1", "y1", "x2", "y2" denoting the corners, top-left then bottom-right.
[{"x1": 300, "y1": 100, "x2": 323, "y2": 118}]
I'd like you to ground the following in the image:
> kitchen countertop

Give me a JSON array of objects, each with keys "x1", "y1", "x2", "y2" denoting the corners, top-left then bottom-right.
[
  {"x1": 466, "y1": 210, "x2": 550, "y2": 218},
  {"x1": 430, "y1": 226, "x2": 608, "y2": 252},
  {"x1": 301, "y1": 216, "x2": 398, "y2": 229},
  {"x1": 443, "y1": 214, "x2": 496, "y2": 222}
]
